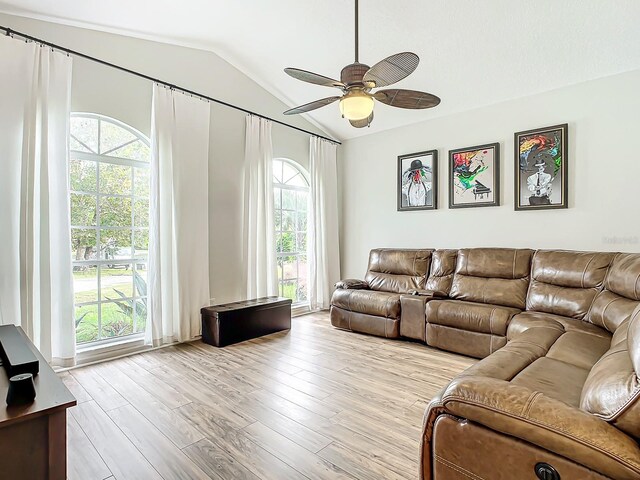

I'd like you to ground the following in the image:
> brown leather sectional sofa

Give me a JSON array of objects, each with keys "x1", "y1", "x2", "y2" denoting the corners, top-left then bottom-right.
[{"x1": 330, "y1": 248, "x2": 640, "y2": 480}]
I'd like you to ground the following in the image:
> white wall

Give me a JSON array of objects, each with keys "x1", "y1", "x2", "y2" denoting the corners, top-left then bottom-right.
[
  {"x1": 0, "y1": 13, "x2": 325, "y2": 304},
  {"x1": 339, "y1": 69, "x2": 640, "y2": 279}
]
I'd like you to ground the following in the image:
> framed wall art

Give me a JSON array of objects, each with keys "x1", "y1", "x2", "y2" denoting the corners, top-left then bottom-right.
[
  {"x1": 515, "y1": 123, "x2": 568, "y2": 210},
  {"x1": 449, "y1": 143, "x2": 500, "y2": 208},
  {"x1": 397, "y1": 150, "x2": 438, "y2": 211}
]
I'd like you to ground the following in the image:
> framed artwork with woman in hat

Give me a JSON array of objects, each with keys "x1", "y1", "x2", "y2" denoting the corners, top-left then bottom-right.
[
  {"x1": 398, "y1": 150, "x2": 438, "y2": 211},
  {"x1": 515, "y1": 124, "x2": 568, "y2": 210}
]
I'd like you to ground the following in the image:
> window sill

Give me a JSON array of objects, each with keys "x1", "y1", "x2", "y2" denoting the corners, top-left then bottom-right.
[{"x1": 73, "y1": 334, "x2": 149, "y2": 367}]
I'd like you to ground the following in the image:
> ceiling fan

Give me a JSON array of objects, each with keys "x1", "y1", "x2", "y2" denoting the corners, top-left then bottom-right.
[{"x1": 283, "y1": 0, "x2": 441, "y2": 128}]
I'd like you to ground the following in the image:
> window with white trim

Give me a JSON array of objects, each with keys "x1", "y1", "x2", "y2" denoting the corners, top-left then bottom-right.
[
  {"x1": 69, "y1": 113, "x2": 151, "y2": 345},
  {"x1": 273, "y1": 159, "x2": 309, "y2": 306}
]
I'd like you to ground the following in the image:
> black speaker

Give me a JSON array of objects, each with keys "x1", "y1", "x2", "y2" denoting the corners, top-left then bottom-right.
[{"x1": 6, "y1": 373, "x2": 36, "y2": 406}]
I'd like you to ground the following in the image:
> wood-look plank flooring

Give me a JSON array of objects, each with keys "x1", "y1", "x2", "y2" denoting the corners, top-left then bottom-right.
[{"x1": 61, "y1": 312, "x2": 475, "y2": 480}]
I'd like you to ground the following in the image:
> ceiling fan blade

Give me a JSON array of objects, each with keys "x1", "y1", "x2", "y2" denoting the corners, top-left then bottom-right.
[
  {"x1": 283, "y1": 96, "x2": 341, "y2": 115},
  {"x1": 349, "y1": 112, "x2": 374, "y2": 128},
  {"x1": 284, "y1": 68, "x2": 345, "y2": 88},
  {"x1": 363, "y1": 52, "x2": 419, "y2": 88},
  {"x1": 374, "y1": 89, "x2": 441, "y2": 109}
]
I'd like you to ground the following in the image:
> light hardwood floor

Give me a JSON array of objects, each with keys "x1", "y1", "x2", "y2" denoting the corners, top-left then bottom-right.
[{"x1": 60, "y1": 312, "x2": 475, "y2": 480}]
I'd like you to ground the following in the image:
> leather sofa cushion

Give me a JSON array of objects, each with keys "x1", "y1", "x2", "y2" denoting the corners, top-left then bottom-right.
[
  {"x1": 508, "y1": 311, "x2": 611, "y2": 340},
  {"x1": 587, "y1": 253, "x2": 640, "y2": 333},
  {"x1": 330, "y1": 306, "x2": 400, "y2": 338},
  {"x1": 526, "y1": 250, "x2": 616, "y2": 320},
  {"x1": 425, "y1": 249, "x2": 457, "y2": 295},
  {"x1": 546, "y1": 331, "x2": 612, "y2": 370},
  {"x1": 456, "y1": 248, "x2": 533, "y2": 279},
  {"x1": 364, "y1": 248, "x2": 432, "y2": 293},
  {"x1": 581, "y1": 306, "x2": 640, "y2": 439},
  {"x1": 450, "y1": 248, "x2": 533, "y2": 309},
  {"x1": 426, "y1": 299, "x2": 520, "y2": 336},
  {"x1": 331, "y1": 289, "x2": 401, "y2": 319},
  {"x1": 604, "y1": 253, "x2": 640, "y2": 301}
]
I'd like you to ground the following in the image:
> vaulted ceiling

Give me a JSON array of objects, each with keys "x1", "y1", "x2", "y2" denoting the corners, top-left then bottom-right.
[{"x1": 1, "y1": 0, "x2": 640, "y2": 141}]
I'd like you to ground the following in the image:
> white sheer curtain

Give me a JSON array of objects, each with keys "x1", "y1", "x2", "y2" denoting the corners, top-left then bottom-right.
[
  {"x1": 147, "y1": 85, "x2": 211, "y2": 346},
  {"x1": 308, "y1": 137, "x2": 341, "y2": 310},
  {"x1": 243, "y1": 116, "x2": 278, "y2": 299},
  {"x1": 0, "y1": 35, "x2": 75, "y2": 365}
]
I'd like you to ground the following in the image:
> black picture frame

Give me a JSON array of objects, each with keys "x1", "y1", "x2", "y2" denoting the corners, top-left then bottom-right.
[
  {"x1": 514, "y1": 123, "x2": 568, "y2": 211},
  {"x1": 397, "y1": 150, "x2": 438, "y2": 211},
  {"x1": 448, "y1": 142, "x2": 500, "y2": 209}
]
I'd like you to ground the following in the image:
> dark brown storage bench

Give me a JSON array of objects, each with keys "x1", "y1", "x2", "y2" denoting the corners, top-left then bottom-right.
[{"x1": 200, "y1": 296, "x2": 292, "y2": 347}]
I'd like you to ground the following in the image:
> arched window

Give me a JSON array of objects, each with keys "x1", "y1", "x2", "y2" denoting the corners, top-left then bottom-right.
[
  {"x1": 69, "y1": 113, "x2": 151, "y2": 345},
  {"x1": 273, "y1": 159, "x2": 309, "y2": 305}
]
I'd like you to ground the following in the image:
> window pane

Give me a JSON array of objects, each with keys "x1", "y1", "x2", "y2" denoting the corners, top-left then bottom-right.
[
  {"x1": 71, "y1": 229, "x2": 97, "y2": 260},
  {"x1": 70, "y1": 159, "x2": 97, "y2": 192},
  {"x1": 134, "y1": 168, "x2": 150, "y2": 198},
  {"x1": 282, "y1": 211, "x2": 295, "y2": 232},
  {"x1": 134, "y1": 298, "x2": 147, "y2": 333},
  {"x1": 296, "y1": 211, "x2": 307, "y2": 231},
  {"x1": 71, "y1": 193, "x2": 97, "y2": 226},
  {"x1": 100, "y1": 120, "x2": 136, "y2": 154},
  {"x1": 107, "y1": 141, "x2": 151, "y2": 162},
  {"x1": 100, "y1": 197, "x2": 132, "y2": 227},
  {"x1": 287, "y1": 173, "x2": 307, "y2": 187},
  {"x1": 297, "y1": 191, "x2": 308, "y2": 211},
  {"x1": 274, "y1": 210, "x2": 282, "y2": 232},
  {"x1": 134, "y1": 264, "x2": 148, "y2": 297},
  {"x1": 73, "y1": 264, "x2": 98, "y2": 304},
  {"x1": 278, "y1": 232, "x2": 295, "y2": 253},
  {"x1": 282, "y1": 189, "x2": 296, "y2": 210},
  {"x1": 273, "y1": 187, "x2": 281, "y2": 209},
  {"x1": 70, "y1": 117, "x2": 98, "y2": 153},
  {"x1": 75, "y1": 305, "x2": 99, "y2": 344},
  {"x1": 273, "y1": 160, "x2": 283, "y2": 184},
  {"x1": 296, "y1": 232, "x2": 307, "y2": 252},
  {"x1": 100, "y1": 163, "x2": 132, "y2": 195},
  {"x1": 70, "y1": 137, "x2": 92, "y2": 153},
  {"x1": 101, "y1": 265, "x2": 134, "y2": 301},
  {"x1": 100, "y1": 301, "x2": 134, "y2": 339},
  {"x1": 133, "y1": 199, "x2": 149, "y2": 227},
  {"x1": 134, "y1": 230, "x2": 149, "y2": 258},
  {"x1": 100, "y1": 229, "x2": 132, "y2": 260},
  {"x1": 282, "y1": 256, "x2": 296, "y2": 280},
  {"x1": 281, "y1": 280, "x2": 296, "y2": 301},
  {"x1": 282, "y1": 163, "x2": 298, "y2": 184}
]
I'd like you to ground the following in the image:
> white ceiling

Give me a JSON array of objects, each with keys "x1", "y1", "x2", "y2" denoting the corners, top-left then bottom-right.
[{"x1": 1, "y1": 0, "x2": 640, "y2": 141}]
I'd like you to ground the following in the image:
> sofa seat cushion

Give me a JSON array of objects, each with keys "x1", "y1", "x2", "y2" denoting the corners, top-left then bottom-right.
[
  {"x1": 331, "y1": 289, "x2": 401, "y2": 319},
  {"x1": 426, "y1": 299, "x2": 520, "y2": 336},
  {"x1": 511, "y1": 357, "x2": 590, "y2": 407},
  {"x1": 507, "y1": 311, "x2": 611, "y2": 340}
]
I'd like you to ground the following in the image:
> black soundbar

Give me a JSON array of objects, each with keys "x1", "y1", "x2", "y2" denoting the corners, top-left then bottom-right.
[{"x1": 0, "y1": 325, "x2": 39, "y2": 378}]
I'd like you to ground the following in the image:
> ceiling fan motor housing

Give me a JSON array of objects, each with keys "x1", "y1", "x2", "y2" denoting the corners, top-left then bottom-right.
[{"x1": 341, "y1": 62, "x2": 370, "y2": 87}]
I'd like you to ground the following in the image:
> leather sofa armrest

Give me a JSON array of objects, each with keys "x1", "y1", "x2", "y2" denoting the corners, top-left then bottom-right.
[
  {"x1": 428, "y1": 376, "x2": 640, "y2": 480},
  {"x1": 335, "y1": 279, "x2": 369, "y2": 290},
  {"x1": 406, "y1": 288, "x2": 447, "y2": 298}
]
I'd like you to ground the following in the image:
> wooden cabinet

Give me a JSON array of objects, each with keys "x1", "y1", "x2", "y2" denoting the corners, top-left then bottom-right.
[{"x1": 0, "y1": 327, "x2": 76, "y2": 480}]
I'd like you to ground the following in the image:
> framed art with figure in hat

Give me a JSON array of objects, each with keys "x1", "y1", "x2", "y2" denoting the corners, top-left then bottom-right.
[
  {"x1": 515, "y1": 124, "x2": 568, "y2": 211},
  {"x1": 398, "y1": 150, "x2": 438, "y2": 211},
  {"x1": 449, "y1": 142, "x2": 500, "y2": 209}
]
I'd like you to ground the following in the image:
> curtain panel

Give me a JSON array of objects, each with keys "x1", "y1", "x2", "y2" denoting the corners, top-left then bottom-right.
[
  {"x1": 308, "y1": 137, "x2": 341, "y2": 310},
  {"x1": 147, "y1": 85, "x2": 211, "y2": 346},
  {"x1": 243, "y1": 115, "x2": 278, "y2": 299},
  {"x1": 0, "y1": 35, "x2": 75, "y2": 365}
]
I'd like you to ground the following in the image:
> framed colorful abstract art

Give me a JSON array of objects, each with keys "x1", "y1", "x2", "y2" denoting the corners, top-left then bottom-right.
[
  {"x1": 449, "y1": 143, "x2": 500, "y2": 208},
  {"x1": 515, "y1": 124, "x2": 568, "y2": 211},
  {"x1": 397, "y1": 150, "x2": 438, "y2": 211}
]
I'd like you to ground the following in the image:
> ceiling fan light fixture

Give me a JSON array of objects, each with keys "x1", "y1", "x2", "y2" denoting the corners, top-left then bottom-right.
[{"x1": 339, "y1": 90, "x2": 374, "y2": 121}]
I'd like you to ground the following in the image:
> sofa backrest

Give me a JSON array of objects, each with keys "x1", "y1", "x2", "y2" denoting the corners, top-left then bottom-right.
[
  {"x1": 365, "y1": 248, "x2": 433, "y2": 293},
  {"x1": 526, "y1": 250, "x2": 616, "y2": 320},
  {"x1": 580, "y1": 305, "x2": 640, "y2": 439},
  {"x1": 449, "y1": 248, "x2": 533, "y2": 309},
  {"x1": 587, "y1": 253, "x2": 640, "y2": 333},
  {"x1": 425, "y1": 249, "x2": 458, "y2": 295}
]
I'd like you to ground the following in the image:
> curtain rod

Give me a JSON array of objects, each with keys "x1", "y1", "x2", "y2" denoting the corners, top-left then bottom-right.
[{"x1": 1, "y1": 25, "x2": 342, "y2": 145}]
